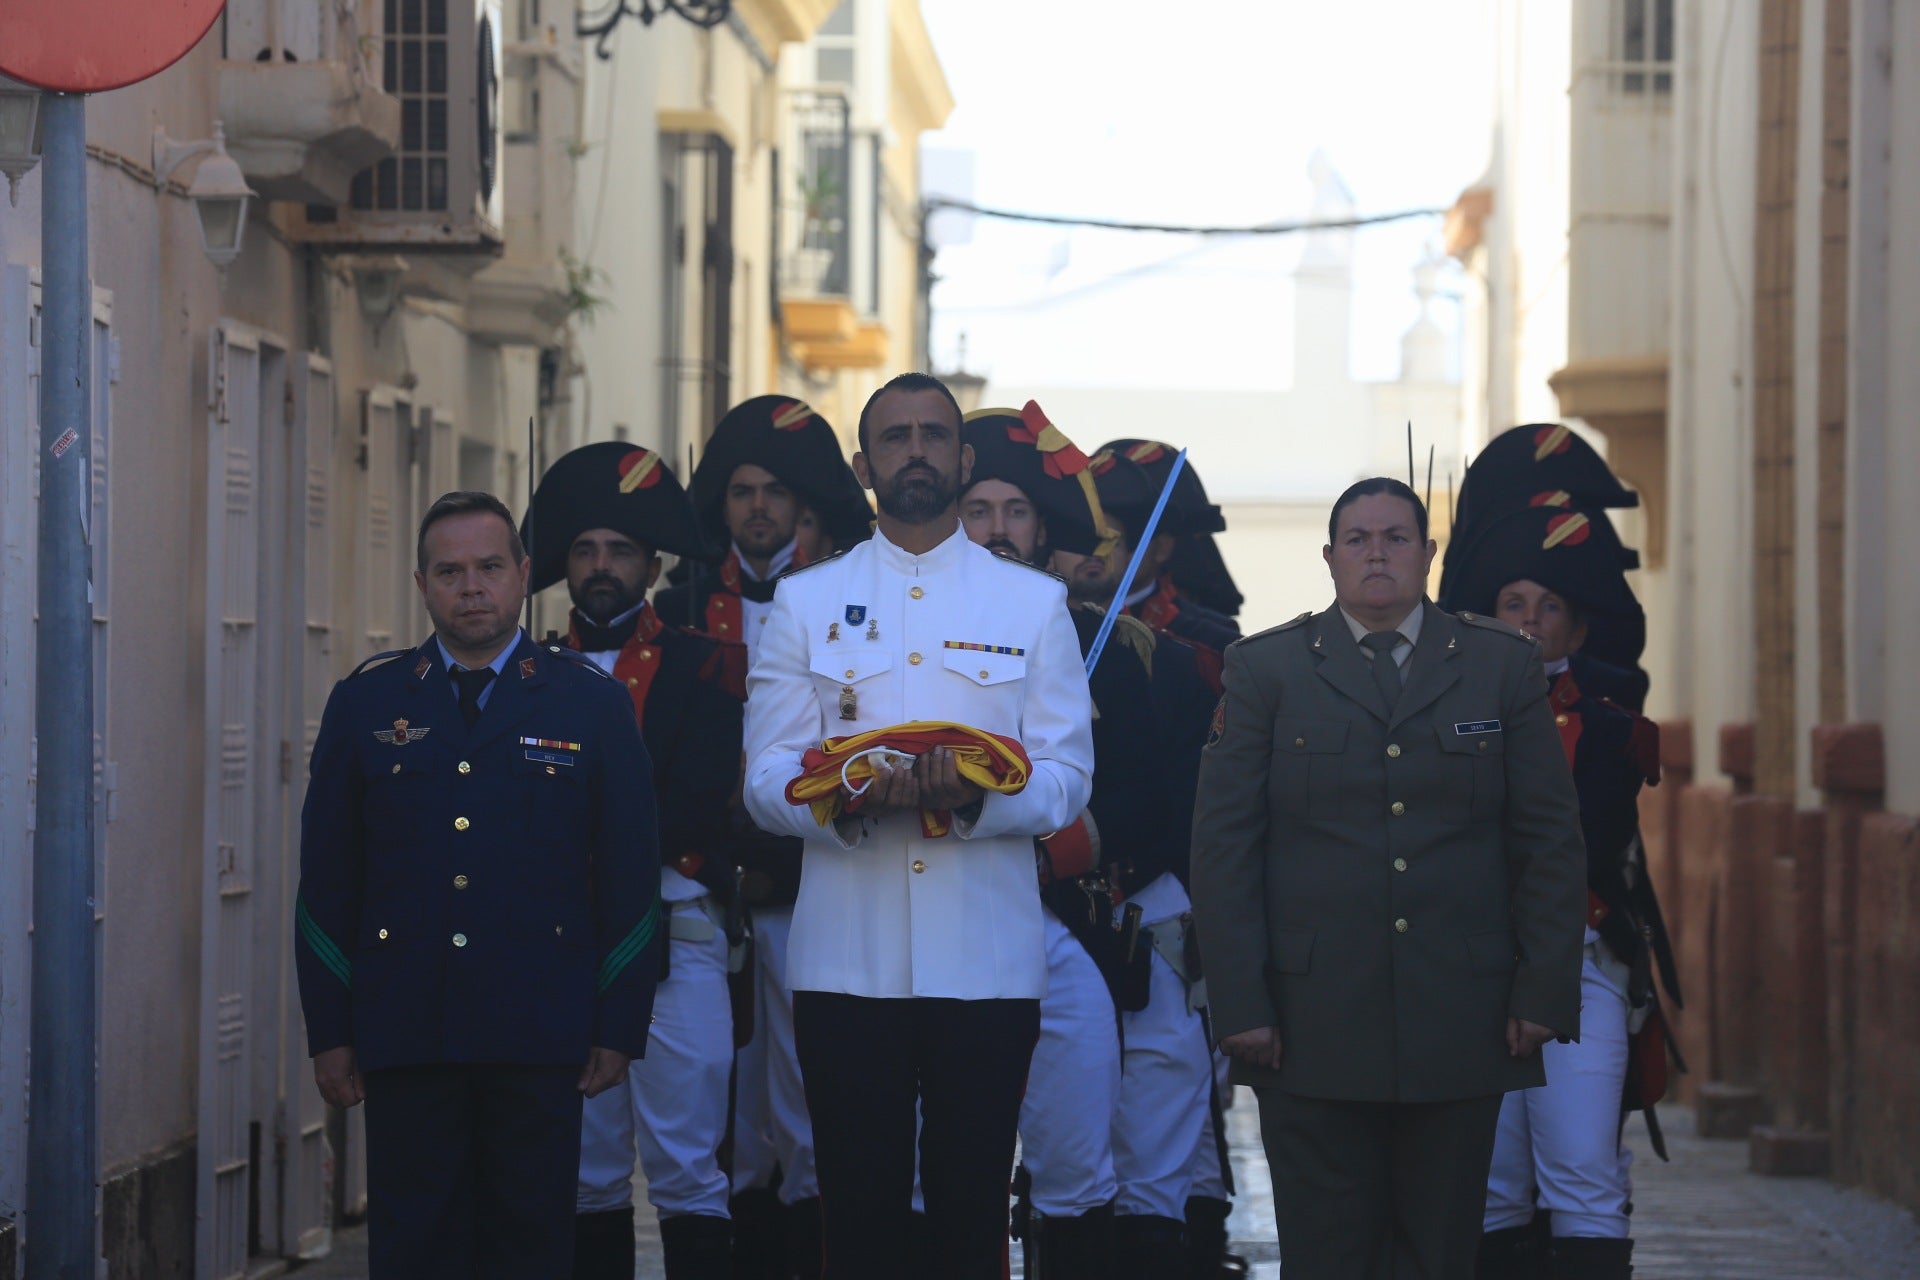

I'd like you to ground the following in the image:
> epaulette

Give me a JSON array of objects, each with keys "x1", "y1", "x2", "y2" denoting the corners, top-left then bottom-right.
[
  {"x1": 539, "y1": 642, "x2": 618, "y2": 680},
  {"x1": 1454, "y1": 610, "x2": 1533, "y2": 642},
  {"x1": 989, "y1": 553, "x2": 1068, "y2": 585},
  {"x1": 347, "y1": 649, "x2": 410, "y2": 680},
  {"x1": 1231, "y1": 611, "x2": 1313, "y2": 647},
  {"x1": 775, "y1": 547, "x2": 851, "y2": 580},
  {"x1": 1094, "y1": 608, "x2": 1157, "y2": 674}
]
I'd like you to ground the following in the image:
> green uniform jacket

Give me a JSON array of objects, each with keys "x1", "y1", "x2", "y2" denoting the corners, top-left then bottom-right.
[{"x1": 1189, "y1": 601, "x2": 1586, "y2": 1102}]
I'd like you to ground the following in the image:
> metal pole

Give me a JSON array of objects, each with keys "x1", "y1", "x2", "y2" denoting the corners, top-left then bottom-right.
[{"x1": 26, "y1": 90, "x2": 98, "y2": 1280}]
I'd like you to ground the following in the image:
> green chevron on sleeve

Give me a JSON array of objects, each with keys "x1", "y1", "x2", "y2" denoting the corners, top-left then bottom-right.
[
  {"x1": 297, "y1": 896, "x2": 352, "y2": 989},
  {"x1": 597, "y1": 899, "x2": 660, "y2": 993}
]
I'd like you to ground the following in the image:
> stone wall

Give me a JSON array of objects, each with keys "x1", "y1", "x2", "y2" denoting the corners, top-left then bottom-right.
[{"x1": 1643, "y1": 718, "x2": 1919, "y2": 1215}]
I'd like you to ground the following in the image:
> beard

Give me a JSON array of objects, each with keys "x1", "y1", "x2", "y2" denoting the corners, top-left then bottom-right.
[
  {"x1": 874, "y1": 462, "x2": 960, "y2": 524},
  {"x1": 570, "y1": 571, "x2": 644, "y2": 624},
  {"x1": 732, "y1": 519, "x2": 794, "y2": 561}
]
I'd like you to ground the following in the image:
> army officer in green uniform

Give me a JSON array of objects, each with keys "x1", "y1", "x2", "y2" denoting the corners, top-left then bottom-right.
[{"x1": 1189, "y1": 477, "x2": 1585, "y2": 1280}]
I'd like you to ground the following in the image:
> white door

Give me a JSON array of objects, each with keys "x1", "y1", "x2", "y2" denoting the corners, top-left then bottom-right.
[
  {"x1": 281, "y1": 351, "x2": 338, "y2": 1259},
  {"x1": 198, "y1": 321, "x2": 264, "y2": 1280}
]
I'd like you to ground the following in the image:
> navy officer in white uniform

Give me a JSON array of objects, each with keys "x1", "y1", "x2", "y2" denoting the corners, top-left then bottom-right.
[{"x1": 743, "y1": 372, "x2": 1095, "y2": 1279}]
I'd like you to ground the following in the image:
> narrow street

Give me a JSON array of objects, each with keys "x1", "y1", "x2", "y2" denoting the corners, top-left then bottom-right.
[{"x1": 294, "y1": 1092, "x2": 1920, "y2": 1279}]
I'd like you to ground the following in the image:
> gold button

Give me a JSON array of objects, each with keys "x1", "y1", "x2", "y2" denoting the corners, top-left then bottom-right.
[
  {"x1": 454, "y1": 875, "x2": 469, "y2": 889},
  {"x1": 718, "y1": 622, "x2": 729, "y2": 632},
  {"x1": 627, "y1": 677, "x2": 639, "y2": 687},
  {"x1": 452, "y1": 933, "x2": 468, "y2": 947},
  {"x1": 546, "y1": 766, "x2": 557, "y2": 775},
  {"x1": 1479, "y1": 741, "x2": 1488, "y2": 752},
  {"x1": 640, "y1": 648, "x2": 653, "y2": 660},
  {"x1": 377, "y1": 928, "x2": 389, "y2": 940},
  {"x1": 1393, "y1": 858, "x2": 1407, "y2": 872},
  {"x1": 454, "y1": 816, "x2": 470, "y2": 831},
  {"x1": 980, "y1": 670, "x2": 991, "y2": 680},
  {"x1": 912, "y1": 859, "x2": 927, "y2": 874},
  {"x1": 1386, "y1": 744, "x2": 1401, "y2": 758},
  {"x1": 1394, "y1": 918, "x2": 1409, "y2": 933},
  {"x1": 391, "y1": 763, "x2": 402, "y2": 774},
  {"x1": 1294, "y1": 737, "x2": 1306, "y2": 748},
  {"x1": 1555, "y1": 713, "x2": 1569, "y2": 727},
  {"x1": 458, "y1": 760, "x2": 471, "y2": 774},
  {"x1": 910, "y1": 586, "x2": 925, "y2": 599},
  {"x1": 845, "y1": 669, "x2": 856, "y2": 679},
  {"x1": 909, "y1": 652, "x2": 923, "y2": 665},
  {"x1": 1390, "y1": 801, "x2": 1405, "y2": 816}
]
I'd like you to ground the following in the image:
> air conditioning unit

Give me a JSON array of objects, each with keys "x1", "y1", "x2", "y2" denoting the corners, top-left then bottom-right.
[{"x1": 279, "y1": 0, "x2": 504, "y2": 256}]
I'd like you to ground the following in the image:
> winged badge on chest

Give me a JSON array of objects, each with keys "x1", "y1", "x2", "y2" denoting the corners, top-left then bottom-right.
[{"x1": 374, "y1": 718, "x2": 430, "y2": 746}]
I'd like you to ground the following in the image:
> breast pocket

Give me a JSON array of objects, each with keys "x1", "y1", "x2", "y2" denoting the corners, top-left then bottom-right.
[
  {"x1": 362, "y1": 754, "x2": 435, "y2": 831},
  {"x1": 809, "y1": 649, "x2": 893, "y2": 721},
  {"x1": 1434, "y1": 723, "x2": 1505, "y2": 823},
  {"x1": 1271, "y1": 717, "x2": 1348, "y2": 821},
  {"x1": 512, "y1": 751, "x2": 587, "y2": 846},
  {"x1": 942, "y1": 647, "x2": 1026, "y2": 688}
]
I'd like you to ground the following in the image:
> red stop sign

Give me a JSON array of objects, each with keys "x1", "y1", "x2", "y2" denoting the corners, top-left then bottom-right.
[{"x1": 0, "y1": 0, "x2": 227, "y2": 93}]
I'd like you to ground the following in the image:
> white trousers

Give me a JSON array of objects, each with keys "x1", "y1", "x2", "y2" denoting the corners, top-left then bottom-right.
[
  {"x1": 728, "y1": 907, "x2": 819, "y2": 1204},
  {"x1": 578, "y1": 914, "x2": 734, "y2": 1218},
  {"x1": 1111, "y1": 874, "x2": 1212, "y2": 1219},
  {"x1": 1018, "y1": 908, "x2": 1123, "y2": 1216},
  {"x1": 1186, "y1": 1048, "x2": 1233, "y2": 1202},
  {"x1": 1483, "y1": 945, "x2": 1633, "y2": 1238}
]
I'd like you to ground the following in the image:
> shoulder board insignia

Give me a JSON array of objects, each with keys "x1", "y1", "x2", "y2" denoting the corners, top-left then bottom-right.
[
  {"x1": 1455, "y1": 610, "x2": 1532, "y2": 641},
  {"x1": 347, "y1": 649, "x2": 410, "y2": 680},
  {"x1": 1232, "y1": 611, "x2": 1313, "y2": 647},
  {"x1": 546, "y1": 645, "x2": 618, "y2": 679},
  {"x1": 776, "y1": 547, "x2": 852, "y2": 580},
  {"x1": 988, "y1": 553, "x2": 1068, "y2": 584}
]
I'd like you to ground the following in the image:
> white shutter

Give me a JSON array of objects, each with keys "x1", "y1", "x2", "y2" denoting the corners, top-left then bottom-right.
[
  {"x1": 281, "y1": 351, "x2": 336, "y2": 1258},
  {"x1": 0, "y1": 265, "x2": 34, "y2": 1234},
  {"x1": 359, "y1": 388, "x2": 402, "y2": 654},
  {"x1": 198, "y1": 321, "x2": 262, "y2": 1280}
]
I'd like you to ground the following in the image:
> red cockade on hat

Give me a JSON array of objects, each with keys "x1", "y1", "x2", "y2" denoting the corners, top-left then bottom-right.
[
  {"x1": 770, "y1": 399, "x2": 815, "y2": 431},
  {"x1": 1542, "y1": 511, "x2": 1593, "y2": 548},
  {"x1": 1532, "y1": 424, "x2": 1575, "y2": 459},
  {"x1": 1010, "y1": 400, "x2": 1092, "y2": 479},
  {"x1": 616, "y1": 448, "x2": 664, "y2": 492}
]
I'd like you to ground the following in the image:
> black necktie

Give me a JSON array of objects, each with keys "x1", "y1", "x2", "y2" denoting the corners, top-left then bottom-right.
[
  {"x1": 574, "y1": 612, "x2": 639, "y2": 653},
  {"x1": 453, "y1": 667, "x2": 496, "y2": 731},
  {"x1": 1360, "y1": 631, "x2": 1405, "y2": 709}
]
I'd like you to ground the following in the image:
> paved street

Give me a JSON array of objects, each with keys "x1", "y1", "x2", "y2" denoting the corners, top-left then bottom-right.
[{"x1": 292, "y1": 1093, "x2": 1920, "y2": 1278}]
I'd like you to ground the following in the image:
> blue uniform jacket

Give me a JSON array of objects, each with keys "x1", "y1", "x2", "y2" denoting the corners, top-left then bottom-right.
[{"x1": 294, "y1": 632, "x2": 663, "y2": 1069}]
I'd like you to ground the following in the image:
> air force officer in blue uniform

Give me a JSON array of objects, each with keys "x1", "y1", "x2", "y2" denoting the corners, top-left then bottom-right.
[{"x1": 294, "y1": 490, "x2": 663, "y2": 1278}]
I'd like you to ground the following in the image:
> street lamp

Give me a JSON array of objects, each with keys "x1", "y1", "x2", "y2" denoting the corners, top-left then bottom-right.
[
  {"x1": 0, "y1": 75, "x2": 44, "y2": 206},
  {"x1": 152, "y1": 119, "x2": 257, "y2": 272},
  {"x1": 345, "y1": 254, "x2": 409, "y2": 337}
]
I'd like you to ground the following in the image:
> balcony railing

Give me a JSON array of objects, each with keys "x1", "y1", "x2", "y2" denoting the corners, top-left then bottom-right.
[{"x1": 778, "y1": 89, "x2": 852, "y2": 299}]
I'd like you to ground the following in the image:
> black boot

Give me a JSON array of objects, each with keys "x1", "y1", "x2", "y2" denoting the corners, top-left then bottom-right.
[
  {"x1": 1183, "y1": 1196, "x2": 1248, "y2": 1278},
  {"x1": 572, "y1": 1206, "x2": 636, "y2": 1280},
  {"x1": 783, "y1": 1196, "x2": 823, "y2": 1280},
  {"x1": 1548, "y1": 1236, "x2": 1633, "y2": 1280},
  {"x1": 1477, "y1": 1223, "x2": 1546, "y2": 1280},
  {"x1": 1113, "y1": 1213, "x2": 1187, "y2": 1280},
  {"x1": 1026, "y1": 1202, "x2": 1116, "y2": 1280},
  {"x1": 660, "y1": 1213, "x2": 732, "y2": 1280},
  {"x1": 729, "y1": 1188, "x2": 784, "y2": 1280}
]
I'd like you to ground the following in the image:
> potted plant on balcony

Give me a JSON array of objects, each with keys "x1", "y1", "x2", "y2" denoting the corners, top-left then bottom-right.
[{"x1": 788, "y1": 161, "x2": 842, "y2": 297}]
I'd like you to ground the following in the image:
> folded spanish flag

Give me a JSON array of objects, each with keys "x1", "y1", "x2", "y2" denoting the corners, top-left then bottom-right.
[{"x1": 784, "y1": 721, "x2": 1033, "y2": 838}]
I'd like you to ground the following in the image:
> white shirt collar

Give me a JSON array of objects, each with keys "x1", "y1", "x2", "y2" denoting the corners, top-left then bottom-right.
[
  {"x1": 1338, "y1": 601, "x2": 1425, "y2": 648},
  {"x1": 869, "y1": 520, "x2": 970, "y2": 574},
  {"x1": 734, "y1": 538, "x2": 798, "y2": 583},
  {"x1": 1545, "y1": 655, "x2": 1571, "y2": 677}
]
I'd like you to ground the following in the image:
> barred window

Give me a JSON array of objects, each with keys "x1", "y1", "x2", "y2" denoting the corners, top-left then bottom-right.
[
  {"x1": 352, "y1": 0, "x2": 453, "y2": 212},
  {"x1": 1618, "y1": 0, "x2": 1674, "y2": 94}
]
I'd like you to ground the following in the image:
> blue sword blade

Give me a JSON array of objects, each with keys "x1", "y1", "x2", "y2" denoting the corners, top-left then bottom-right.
[{"x1": 1085, "y1": 448, "x2": 1188, "y2": 676}]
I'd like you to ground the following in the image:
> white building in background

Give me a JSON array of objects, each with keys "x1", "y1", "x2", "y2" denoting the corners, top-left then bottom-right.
[{"x1": 992, "y1": 161, "x2": 1464, "y2": 632}]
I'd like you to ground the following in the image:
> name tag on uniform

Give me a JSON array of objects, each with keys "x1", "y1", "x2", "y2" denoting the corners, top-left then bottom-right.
[
  {"x1": 524, "y1": 749, "x2": 576, "y2": 767},
  {"x1": 1454, "y1": 720, "x2": 1502, "y2": 736}
]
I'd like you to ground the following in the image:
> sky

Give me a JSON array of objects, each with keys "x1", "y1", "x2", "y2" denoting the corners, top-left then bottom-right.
[{"x1": 918, "y1": 0, "x2": 1499, "y2": 393}]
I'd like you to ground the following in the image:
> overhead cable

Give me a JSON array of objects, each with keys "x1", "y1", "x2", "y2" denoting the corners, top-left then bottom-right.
[{"x1": 920, "y1": 197, "x2": 1446, "y2": 237}]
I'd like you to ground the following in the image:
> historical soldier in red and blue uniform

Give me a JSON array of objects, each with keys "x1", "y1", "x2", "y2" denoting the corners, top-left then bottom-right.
[
  {"x1": 521, "y1": 443, "x2": 750, "y2": 1278},
  {"x1": 294, "y1": 490, "x2": 661, "y2": 1279}
]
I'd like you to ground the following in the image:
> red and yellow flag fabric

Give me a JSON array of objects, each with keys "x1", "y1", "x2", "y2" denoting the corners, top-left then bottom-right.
[{"x1": 784, "y1": 721, "x2": 1033, "y2": 838}]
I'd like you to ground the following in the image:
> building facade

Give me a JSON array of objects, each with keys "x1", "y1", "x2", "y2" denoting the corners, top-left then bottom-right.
[
  {"x1": 0, "y1": 2, "x2": 949, "y2": 1275},
  {"x1": 1449, "y1": 0, "x2": 1920, "y2": 1215}
]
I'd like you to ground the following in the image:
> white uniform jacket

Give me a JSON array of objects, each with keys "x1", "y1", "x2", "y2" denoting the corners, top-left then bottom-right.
[{"x1": 743, "y1": 524, "x2": 1095, "y2": 1000}]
